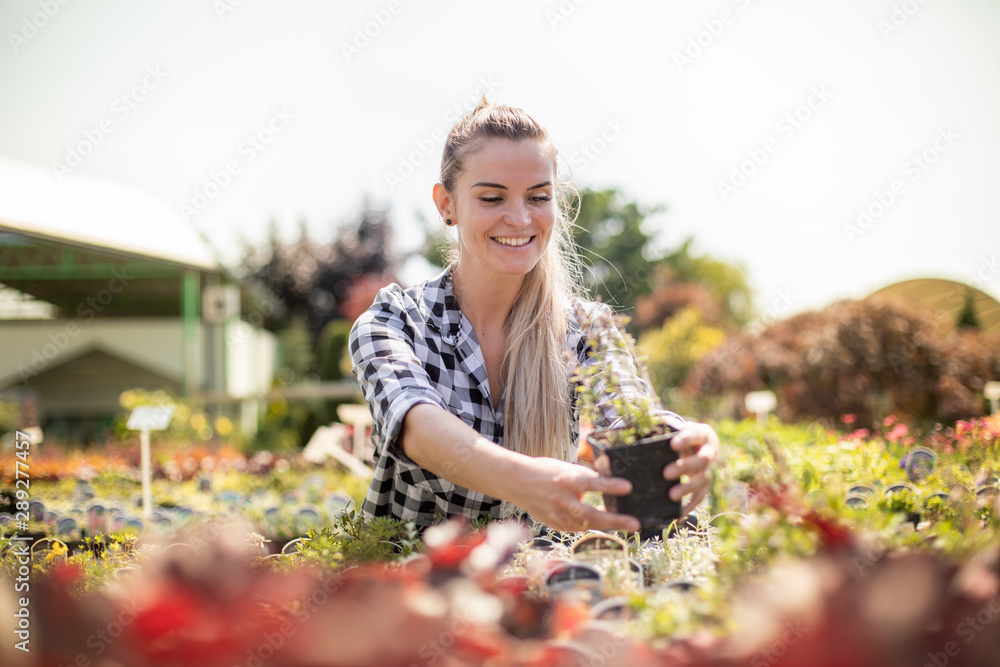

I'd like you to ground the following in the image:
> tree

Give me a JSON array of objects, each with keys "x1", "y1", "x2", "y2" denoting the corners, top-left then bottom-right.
[
  {"x1": 240, "y1": 206, "x2": 400, "y2": 341},
  {"x1": 638, "y1": 305, "x2": 726, "y2": 394},
  {"x1": 420, "y1": 208, "x2": 454, "y2": 269},
  {"x1": 417, "y1": 186, "x2": 753, "y2": 335},
  {"x1": 956, "y1": 289, "x2": 981, "y2": 330},
  {"x1": 685, "y1": 295, "x2": 1000, "y2": 426},
  {"x1": 572, "y1": 188, "x2": 664, "y2": 317},
  {"x1": 312, "y1": 207, "x2": 398, "y2": 335},
  {"x1": 654, "y1": 239, "x2": 753, "y2": 327},
  {"x1": 419, "y1": 187, "x2": 664, "y2": 315},
  {"x1": 238, "y1": 206, "x2": 404, "y2": 447},
  {"x1": 239, "y1": 220, "x2": 316, "y2": 327}
]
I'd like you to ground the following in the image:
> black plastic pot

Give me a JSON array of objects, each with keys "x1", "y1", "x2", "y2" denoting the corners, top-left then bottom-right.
[{"x1": 587, "y1": 430, "x2": 682, "y2": 531}]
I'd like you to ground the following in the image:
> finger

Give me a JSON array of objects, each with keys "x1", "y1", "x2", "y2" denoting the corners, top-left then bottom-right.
[
  {"x1": 577, "y1": 475, "x2": 633, "y2": 496},
  {"x1": 676, "y1": 443, "x2": 719, "y2": 472},
  {"x1": 663, "y1": 454, "x2": 710, "y2": 480},
  {"x1": 550, "y1": 504, "x2": 640, "y2": 533},
  {"x1": 671, "y1": 426, "x2": 708, "y2": 450},
  {"x1": 669, "y1": 473, "x2": 708, "y2": 502},
  {"x1": 682, "y1": 488, "x2": 708, "y2": 516},
  {"x1": 576, "y1": 505, "x2": 640, "y2": 533},
  {"x1": 596, "y1": 511, "x2": 642, "y2": 533}
]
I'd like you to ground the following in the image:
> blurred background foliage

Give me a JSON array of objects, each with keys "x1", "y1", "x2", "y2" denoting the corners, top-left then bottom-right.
[
  {"x1": 227, "y1": 187, "x2": 756, "y2": 451},
  {"x1": 135, "y1": 186, "x2": 996, "y2": 453},
  {"x1": 422, "y1": 187, "x2": 753, "y2": 332},
  {"x1": 235, "y1": 206, "x2": 400, "y2": 450},
  {"x1": 686, "y1": 296, "x2": 1000, "y2": 428}
]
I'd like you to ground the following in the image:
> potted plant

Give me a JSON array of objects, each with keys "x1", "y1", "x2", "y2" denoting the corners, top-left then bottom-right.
[
  {"x1": 878, "y1": 482, "x2": 922, "y2": 528},
  {"x1": 571, "y1": 303, "x2": 683, "y2": 531}
]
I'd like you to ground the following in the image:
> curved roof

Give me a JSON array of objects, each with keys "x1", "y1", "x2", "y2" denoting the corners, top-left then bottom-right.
[
  {"x1": 0, "y1": 157, "x2": 218, "y2": 271},
  {"x1": 872, "y1": 278, "x2": 1000, "y2": 336}
]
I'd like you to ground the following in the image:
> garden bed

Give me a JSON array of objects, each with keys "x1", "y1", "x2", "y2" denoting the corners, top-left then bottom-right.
[{"x1": 2, "y1": 415, "x2": 999, "y2": 666}]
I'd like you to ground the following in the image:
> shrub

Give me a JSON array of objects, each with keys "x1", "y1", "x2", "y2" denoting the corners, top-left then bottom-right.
[
  {"x1": 638, "y1": 305, "x2": 726, "y2": 394},
  {"x1": 685, "y1": 296, "x2": 1000, "y2": 426}
]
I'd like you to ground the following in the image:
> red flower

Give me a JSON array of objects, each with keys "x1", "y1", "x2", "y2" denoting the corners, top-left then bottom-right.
[
  {"x1": 886, "y1": 423, "x2": 909, "y2": 443},
  {"x1": 423, "y1": 519, "x2": 487, "y2": 570},
  {"x1": 50, "y1": 561, "x2": 83, "y2": 588}
]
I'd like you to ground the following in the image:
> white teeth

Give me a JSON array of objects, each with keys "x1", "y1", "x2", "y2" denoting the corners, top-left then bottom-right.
[{"x1": 494, "y1": 236, "x2": 532, "y2": 247}]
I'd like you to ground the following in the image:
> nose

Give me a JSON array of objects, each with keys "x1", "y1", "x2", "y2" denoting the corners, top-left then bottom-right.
[{"x1": 505, "y1": 201, "x2": 530, "y2": 228}]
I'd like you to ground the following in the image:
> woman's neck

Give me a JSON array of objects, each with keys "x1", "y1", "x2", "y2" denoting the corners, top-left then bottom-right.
[{"x1": 451, "y1": 261, "x2": 523, "y2": 335}]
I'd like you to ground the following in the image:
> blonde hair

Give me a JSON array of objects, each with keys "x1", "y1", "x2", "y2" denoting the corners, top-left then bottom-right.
[{"x1": 440, "y1": 99, "x2": 583, "y2": 460}]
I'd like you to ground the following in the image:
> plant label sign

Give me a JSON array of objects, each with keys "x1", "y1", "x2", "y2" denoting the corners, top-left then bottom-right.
[
  {"x1": 745, "y1": 390, "x2": 777, "y2": 425},
  {"x1": 985, "y1": 381, "x2": 1000, "y2": 414},
  {"x1": 126, "y1": 405, "x2": 176, "y2": 432},
  {"x1": 127, "y1": 405, "x2": 175, "y2": 522}
]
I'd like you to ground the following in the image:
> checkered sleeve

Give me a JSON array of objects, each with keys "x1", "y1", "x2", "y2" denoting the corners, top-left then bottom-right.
[{"x1": 349, "y1": 284, "x2": 449, "y2": 465}]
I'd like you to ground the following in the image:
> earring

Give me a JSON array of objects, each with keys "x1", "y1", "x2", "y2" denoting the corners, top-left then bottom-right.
[{"x1": 445, "y1": 218, "x2": 455, "y2": 226}]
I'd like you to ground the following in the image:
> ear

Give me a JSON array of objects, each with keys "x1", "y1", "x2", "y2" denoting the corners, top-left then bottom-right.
[{"x1": 432, "y1": 183, "x2": 453, "y2": 221}]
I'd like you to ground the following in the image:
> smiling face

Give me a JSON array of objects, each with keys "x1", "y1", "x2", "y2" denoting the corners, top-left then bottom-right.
[{"x1": 434, "y1": 137, "x2": 557, "y2": 287}]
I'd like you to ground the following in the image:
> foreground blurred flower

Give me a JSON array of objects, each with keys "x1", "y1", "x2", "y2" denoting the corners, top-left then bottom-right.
[
  {"x1": 33, "y1": 522, "x2": 319, "y2": 667},
  {"x1": 886, "y1": 423, "x2": 910, "y2": 443},
  {"x1": 9, "y1": 507, "x2": 1000, "y2": 667}
]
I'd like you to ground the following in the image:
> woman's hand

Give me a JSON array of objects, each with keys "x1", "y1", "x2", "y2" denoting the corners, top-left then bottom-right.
[
  {"x1": 401, "y1": 405, "x2": 641, "y2": 533},
  {"x1": 513, "y1": 457, "x2": 641, "y2": 533},
  {"x1": 663, "y1": 422, "x2": 720, "y2": 515}
]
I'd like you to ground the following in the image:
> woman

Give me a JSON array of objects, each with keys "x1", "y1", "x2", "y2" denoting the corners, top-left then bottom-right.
[{"x1": 350, "y1": 99, "x2": 719, "y2": 533}]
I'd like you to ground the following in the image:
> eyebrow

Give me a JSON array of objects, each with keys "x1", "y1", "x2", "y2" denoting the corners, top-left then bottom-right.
[{"x1": 471, "y1": 181, "x2": 552, "y2": 190}]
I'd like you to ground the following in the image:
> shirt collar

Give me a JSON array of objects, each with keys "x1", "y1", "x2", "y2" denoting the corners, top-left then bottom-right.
[{"x1": 421, "y1": 264, "x2": 464, "y2": 346}]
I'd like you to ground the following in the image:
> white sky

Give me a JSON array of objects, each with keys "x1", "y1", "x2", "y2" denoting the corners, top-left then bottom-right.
[{"x1": 1, "y1": 0, "x2": 998, "y2": 316}]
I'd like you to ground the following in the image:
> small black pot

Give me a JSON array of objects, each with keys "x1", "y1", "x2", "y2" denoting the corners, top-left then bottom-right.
[{"x1": 587, "y1": 430, "x2": 682, "y2": 531}]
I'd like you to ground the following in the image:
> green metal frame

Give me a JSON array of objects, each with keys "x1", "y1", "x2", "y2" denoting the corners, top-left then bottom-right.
[
  {"x1": 0, "y1": 244, "x2": 179, "y2": 280},
  {"x1": 181, "y1": 270, "x2": 201, "y2": 397}
]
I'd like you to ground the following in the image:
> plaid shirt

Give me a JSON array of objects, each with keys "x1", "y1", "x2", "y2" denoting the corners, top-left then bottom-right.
[{"x1": 349, "y1": 266, "x2": 684, "y2": 527}]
